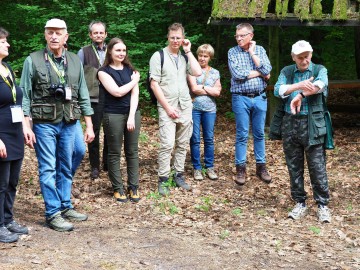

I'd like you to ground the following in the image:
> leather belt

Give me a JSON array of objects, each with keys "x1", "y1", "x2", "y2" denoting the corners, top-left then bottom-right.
[{"x1": 233, "y1": 90, "x2": 265, "y2": 98}]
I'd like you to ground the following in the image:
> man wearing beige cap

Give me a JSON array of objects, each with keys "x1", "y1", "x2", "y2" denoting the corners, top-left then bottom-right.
[
  {"x1": 272, "y1": 40, "x2": 331, "y2": 223},
  {"x1": 20, "y1": 18, "x2": 95, "y2": 231}
]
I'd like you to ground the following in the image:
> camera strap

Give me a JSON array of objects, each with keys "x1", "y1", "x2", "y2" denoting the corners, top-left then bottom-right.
[{"x1": 44, "y1": 48, "x2": 68, "y2": 84}]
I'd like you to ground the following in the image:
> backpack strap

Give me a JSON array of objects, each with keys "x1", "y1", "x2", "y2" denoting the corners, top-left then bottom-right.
[
  {"x1": 159, "y1": 49, "x2": 164, "y2": 72},
  {"x1": 159, "y1": 49, "x2": 188, "y2": 73}
]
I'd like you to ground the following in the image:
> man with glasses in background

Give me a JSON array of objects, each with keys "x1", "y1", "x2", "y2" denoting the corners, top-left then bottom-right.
[
  {"x1": 228, "y1": 23, "x2": 272, "y2": 186},
  {"x1": 149, "y1": 23, "x2": 201, "y2": 195}
]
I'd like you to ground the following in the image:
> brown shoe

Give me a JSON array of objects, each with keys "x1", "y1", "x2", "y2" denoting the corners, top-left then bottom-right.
[
  {"x1": 235, "y1": 165, "x2": 246, "y2": 185},
  {"x1": 256, "y1": 163, "x2": 272, "y2": 184}
]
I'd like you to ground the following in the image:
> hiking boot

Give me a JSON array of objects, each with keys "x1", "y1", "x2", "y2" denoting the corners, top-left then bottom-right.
[
  {"x1": 193, "y1": 169, "x2": 204, "y2": 181},
  {"x1": 114, "y1": 191, "x2": 128, "y2": 203},
  {"x1": 206, "y1": 168, "x2": 218, "y2": 180},
  {"x1": 62, "y1": 208, "x2": 88, "y2": 222},
  {"x1": 256, "y1": 163, "x2": 272, "y2": 184},
  {"x1": 5, "y1": 220, "x2": 28, "y2": 235},
  {"x1": 128, "y1": 186, "x2": 141, "y2": 203},
  {"x1": 90, "y1": 168, "x2": 99, "y2": 179},
  {"x1": 46, "y1": 212, "x2": 74, "y2": 232},
  {"x1": 174, "y1": 172, "x2": 191, "y2": 191},
  {"x1": 0, "y1": 226, "x2": 19, "y2": 243},
  {"x1": 288, "y1": 202, "x2": 307, "y2": 220},
  {"x1": 158, "y1": 176, "x2": 170, "y2": 196},
  {"x1": 317, "y1": 205, "x2": 331, "y2": 223},
  {"x1": 235, "y1": 164, "x2": 246, "y2": 185}
]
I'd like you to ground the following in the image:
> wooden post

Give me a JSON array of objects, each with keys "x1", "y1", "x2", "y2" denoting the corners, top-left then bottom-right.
[{"x1": 267, "y1": 26, "x2": 280, "y2": 125}]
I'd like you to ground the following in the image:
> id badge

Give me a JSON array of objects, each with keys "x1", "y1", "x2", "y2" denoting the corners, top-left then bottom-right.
[
  {"x1": 65, "y1": 86, "x2": 72, "y2": 101},
  {"x1": 10, "y1": 105, "x2": 23, "y2": 123}
]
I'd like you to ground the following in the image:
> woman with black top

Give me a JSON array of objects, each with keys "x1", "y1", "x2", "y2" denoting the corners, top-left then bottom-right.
[
  {"x1": 0, "y1": 27, "x2": 35, "y2": 242},
  {"x1": 97, "y1": 38, "x2": 141, "y2": 203}
]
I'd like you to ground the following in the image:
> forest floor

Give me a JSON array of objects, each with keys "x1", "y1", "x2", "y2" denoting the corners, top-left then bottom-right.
[{"x1": 0, "y1": 90, "x2": 359, "y2": 270}]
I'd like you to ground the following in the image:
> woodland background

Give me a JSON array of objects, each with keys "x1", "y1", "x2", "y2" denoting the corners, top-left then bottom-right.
[{"x1": 1, "y1": 0, "x2": 358, "y2": 116}]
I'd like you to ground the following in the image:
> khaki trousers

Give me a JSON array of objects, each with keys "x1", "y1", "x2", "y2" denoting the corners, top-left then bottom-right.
[{"x1": 158, "y1": 105, "x2": 193, "y2": 177}]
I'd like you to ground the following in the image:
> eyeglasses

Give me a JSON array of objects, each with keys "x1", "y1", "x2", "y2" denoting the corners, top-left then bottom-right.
[
  {"x1": 169, "y1": 36, "x2": 183, "y2": 41},
  {"x1": 234, "y1": 33, "x2": 252, "y2": 39}
]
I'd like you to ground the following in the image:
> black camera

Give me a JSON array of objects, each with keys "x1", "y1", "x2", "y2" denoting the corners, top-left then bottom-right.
[{"x1": 50, "y1": 84, "x2": 65, "y2": 100}]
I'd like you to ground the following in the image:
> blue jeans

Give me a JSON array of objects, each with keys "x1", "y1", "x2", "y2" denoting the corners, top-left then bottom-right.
[
  {"x1": 33, "y1": 121, "x2": 76, "y2": 217},
  {"x1": 232, "y1": 93, "x2": 267, "y2": 165},
  {"x1": 72, "y1": 120, "x2": 86, "y2": 176},
  {"x1": 190, "y1": 110, "x2": 216, "y2": 170}
]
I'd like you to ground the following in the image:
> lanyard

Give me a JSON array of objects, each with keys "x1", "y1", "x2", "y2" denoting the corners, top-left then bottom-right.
[
  {"x1": 91, "y1": 44, "x2": 106, "y2": 66},
  {"x1": 48, "y1": 56, "x2": 65, "y2": 84},
  {"x1": 44, "y1": 49, "x2": 67, "y2": 84},
  {"x1": 0, "y1": 64, "x2": 16, "y2": 103}
]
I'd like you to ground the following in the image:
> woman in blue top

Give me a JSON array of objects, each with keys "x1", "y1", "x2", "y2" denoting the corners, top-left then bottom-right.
[
  {"x1": 0, "y1": 28, "x2": 35, "y2": 243},
  {"x1": 187, "y1": 44, "x2": 222, "y2": 181},
  {"x1": 97, "y1": 38, "x2": 141, "y2": 203}
]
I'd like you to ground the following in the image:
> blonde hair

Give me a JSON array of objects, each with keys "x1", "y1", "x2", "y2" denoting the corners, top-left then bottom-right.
[{"x1": 196, "y1": 44, "x2": 215, "y2": 59}]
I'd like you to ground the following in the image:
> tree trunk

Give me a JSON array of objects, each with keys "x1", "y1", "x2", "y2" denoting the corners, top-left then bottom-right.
[
  {"x1": 354, "y1": 26, "x2": 360, "y2": 78},
  {"x1": 267, "y1": 26, "x2": 280, "y2": 125}
]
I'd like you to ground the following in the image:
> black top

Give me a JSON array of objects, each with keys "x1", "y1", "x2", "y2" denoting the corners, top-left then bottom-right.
[
  {"x1": 98, "y1": 65, "x2": 137, "y2": 114},
  {"x1": 0, "y1": 62, "x2": 24, "y2": 161}
]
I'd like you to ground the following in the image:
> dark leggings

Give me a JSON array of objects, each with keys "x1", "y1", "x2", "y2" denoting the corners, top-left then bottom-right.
[{"x1": 0, "y1": 158, "x2": 23, "y2": 226}]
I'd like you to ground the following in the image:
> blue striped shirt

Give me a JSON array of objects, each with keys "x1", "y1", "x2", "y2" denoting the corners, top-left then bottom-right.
[
  {"x1": 228, "y1": 45, "x2": 272, "y2": 94},
  {"x1": 274, "y1": 62, "x2": 328, "y2": 115}
]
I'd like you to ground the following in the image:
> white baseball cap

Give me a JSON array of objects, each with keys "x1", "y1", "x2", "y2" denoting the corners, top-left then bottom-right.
[
  {"x1": 291, "y1": 40, "x2": 313, "y2": 55},
  {"x1": 45, "y1": 18, "x2": 67, "y2": 29}
]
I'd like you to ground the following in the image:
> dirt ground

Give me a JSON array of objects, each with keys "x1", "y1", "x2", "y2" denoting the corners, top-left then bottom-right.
[{"x1": 0, "y1": 104, "x2": 359, "y2": 269}]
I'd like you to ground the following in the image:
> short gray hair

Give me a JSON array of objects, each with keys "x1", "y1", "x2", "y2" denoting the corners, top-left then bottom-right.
[
  {"x1": 88, "y1": 21, "x2": 107, "y2": 33},
  {"x1": 236, "y1": 23, "x2": 254, "y2": 33}
]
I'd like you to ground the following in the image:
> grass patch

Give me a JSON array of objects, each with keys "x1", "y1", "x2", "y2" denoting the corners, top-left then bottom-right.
[
  {"x1": 256, "y1": 209, "x2": 267, "y2": 216},
  {"x1": 138, "y1": 132, "x2": 149, "y2": 143},
  {"x1": 232, "y1": 208, "x2": 242, "y2": 216},
  {"x1": 158, "y1": 201, "x2": 179, "y2": 215},
  {"x1": 219, "y1": 229, "x2": 230, "y2": 240},
  {"x1": 147, "y1": 191, "x2": 162, "y2": 200},
  {"x1": 195, "y1": 196, "x2": 213, "y2": 212},
  {"x1": 309, "y1": 226, "x2": 321, "y2": 235}
]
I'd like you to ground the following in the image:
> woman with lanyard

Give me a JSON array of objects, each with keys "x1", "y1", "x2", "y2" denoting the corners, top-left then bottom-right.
[
  {"x1": 0, "y1": 27, "x2": 35, "y2": 243},
  {"x1": 187, "y1": 44, "x2": 222, "y2": 181}
]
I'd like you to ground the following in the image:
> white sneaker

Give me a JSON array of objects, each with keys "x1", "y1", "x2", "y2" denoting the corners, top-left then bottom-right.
[
  {"x1": 206, "y1": 168, "x2": 218, "y2": 180},
  {"x1": 288, "y1": 203, "x2": 307, "y2": 220},
  {"x1": 193, "y1": 169, "x2": 203, "y2": 181},
  {"x1": 317, "y1": 205, "x2": 331, "y2": 223}
]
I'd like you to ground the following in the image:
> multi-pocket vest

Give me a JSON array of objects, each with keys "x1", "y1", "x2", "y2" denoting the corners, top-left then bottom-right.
[
  {"x1": 269, "y1": 64, "x2": 327, "y2": 146},
  {"x1": 30, "y1": 50, "x2": 82, "y2": 124}
]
